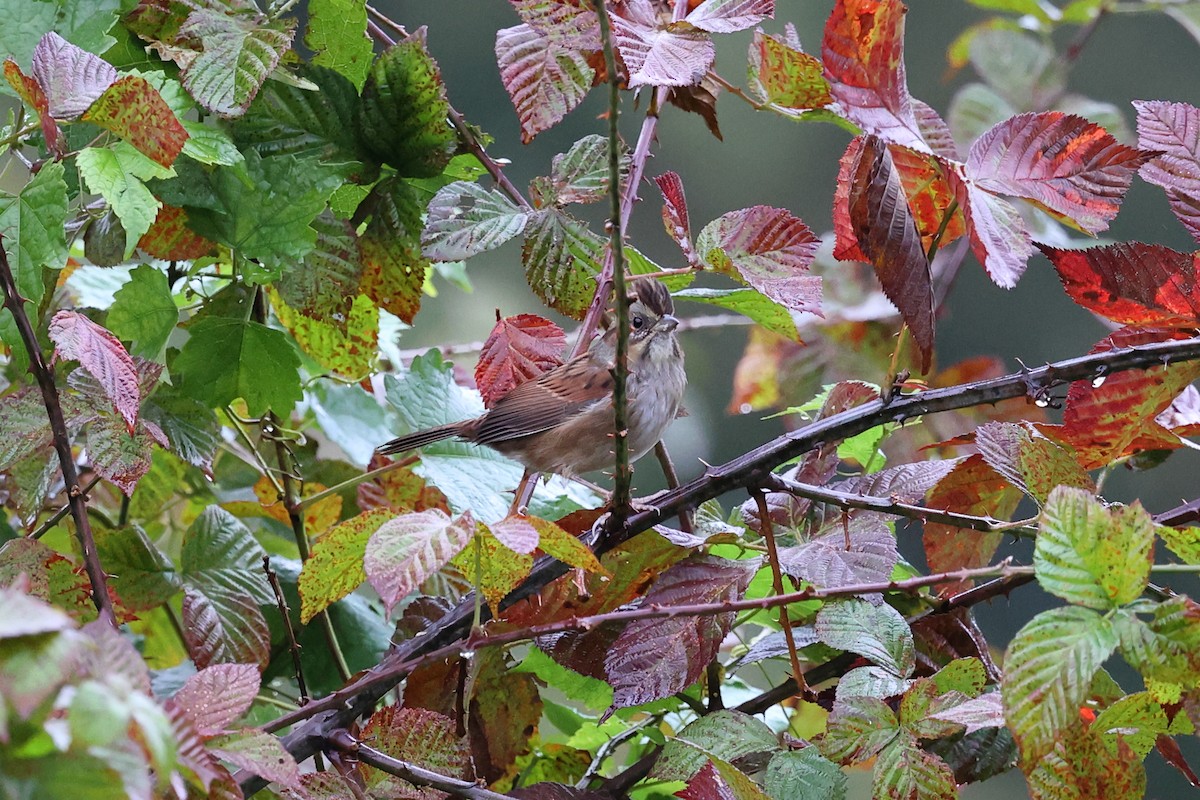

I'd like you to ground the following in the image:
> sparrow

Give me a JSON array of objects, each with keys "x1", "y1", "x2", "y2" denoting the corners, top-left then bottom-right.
[{"x1": 377, "y1": 278, "x2": 686, "y2": 477}]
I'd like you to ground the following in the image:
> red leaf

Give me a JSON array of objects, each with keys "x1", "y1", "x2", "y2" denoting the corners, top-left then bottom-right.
[
  {"x1": 1040, "y1": 241, "x2": 1200, "y2": 326},
  {"x1": 822, "y1": 0, "x2": 928, "y2": 151},
  {"x1": 949, "y1": 168, "x2": 1034, "y2": 289},
  {"x1": 655, "y1": 171, "x2": 696, "y2": 265},
  {"x1": 172, "y1": 663, "x2": 261, "y2": 737},
  {"x1": 1134, "y1": 99, "x2": 1200, "y2": 244},
  {"x1": 82, "y1": 74, "x2": 189, "y2": 168},
  {"x1": 686, "y1": 0, "x2": 774, "y2": 34},
  {"x1": 139, "y1": 204, "x2": 218, "y2": 260},
  {"x1": 475, "y1": 313, "x2": 566, "y2": 407},
  {"x1": 612, "y1": 0, "x2": 714, "y2": 88},
  {"x1": 48, "y1": 310, "x2": 140, "y2": 433},
  {"x1": 832, "y1": 135, "x2": 869, "y2": 262},
  {"x1": 511, "y1": 0, "x2": 600, "y2": 49},
  {"x1": 844, "y1": 134, "x2": 933, "y2": 370},
  {"x1": 605, "y1": 555, "x2": 757, "y2": 709},
  {"x1": 697, "y1": 205, "x2": 821, "y2": 315},
  {"x1": 495, "y1": 23, "x2": 596, "y2": 143},
  {"x1": 3, "y1": 60, "x2": 63, "y2": 159},
  {"x1": 676, "y1": 761, "x2": 736, "y2": 800},
  {"x1": 1061, "y1": 326, "x2": 1200, "y2": 468},
  {"x1": 966, "y1": 111, "x2": 1152, "y2": 235},
  {"x1": 31, "y1": 32, "x2": 117, "y2": 119},
  {"x1": 923, "y1": 454, "x2": 1020, "y2": 596}
]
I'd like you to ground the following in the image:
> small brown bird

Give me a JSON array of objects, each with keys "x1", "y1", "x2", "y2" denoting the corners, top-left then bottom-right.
[{"x1": 377, "y1": 278, "x2": 686, "y2": 476}]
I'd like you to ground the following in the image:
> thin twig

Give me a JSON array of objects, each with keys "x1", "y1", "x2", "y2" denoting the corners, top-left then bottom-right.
[
  {"x1": 752, "y1": 488, "x2": 811, "y2": 699},
  {"x1": 264, "y1": 555, "x2": 310, "y2": 705},
  {"x1": 328, "y1": 730, "x2": 514, "y2": 800},
  {"x1": 767, "y1": 474, "x2": 1038, "y2": 536},
  {"x1": 0, "y1": 242, "x2": 115, "y2": 627},
  {"x1": 654, "y1": 440, "x2": 692, "y2": 533},
  {"x1": 28, "y1": 474, "x2": 101, "y2": 539}
]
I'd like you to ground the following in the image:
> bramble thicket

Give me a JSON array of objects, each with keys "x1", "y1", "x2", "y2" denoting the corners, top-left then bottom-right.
[{"x1": 1, "y1": 0, "x2": 1200, "y2": 798}]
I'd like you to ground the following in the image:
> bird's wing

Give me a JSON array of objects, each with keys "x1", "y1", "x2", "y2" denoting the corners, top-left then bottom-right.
[{"x1": 470, "y1": 354, "x2": 612, "y2": 445}]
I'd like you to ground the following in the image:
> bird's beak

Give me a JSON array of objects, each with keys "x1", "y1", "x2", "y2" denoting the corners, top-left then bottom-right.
[{"x1": 658, "y1": 314, "x2": 680, "y2": 332}]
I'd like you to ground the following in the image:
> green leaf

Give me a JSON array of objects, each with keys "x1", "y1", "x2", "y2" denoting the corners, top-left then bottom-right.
[
  {"x1": 515, "y1": 647, "x2": 613, "y2": 711},
  {"x1": 521, "y1": 208, "x2": 608, "y2": 319},
  {"x1": 230, "y1": 64, "x2": 365, "y2": 165},
  {"x1": 275, "y1": 213, "x2": 362, "y2": 322},
  {"x1": 356, "y1": 37, "x2": 455, "y2": 177},
  {"x1": 181, "y1": 506, "x2": 273, "y2": 606},
  {"x1": 819, "y1": 695, "x2": 899, "y2": 764},
  {"x1": 208, "y1": 728, "x2": 300, "y2": 788},
  {"x1": 384, "y1": 353, "x2": 525, "y2": 523},
  {"x1": 873, "y1": 732, "x2": 957, "y2": 800},
  {"x1": 142, "y1": 387, "x2": 220, "y2": 473},
  {"x1": 975, "y1": 421, "x2": 1094, "y2": 505},
  {"x1": 1091, "y1": 692, "x2": 1169, "y2": 758},
  {"x1": 178, "y1": 8, "x2": 294, "y2": 117},
  {"x1": 107, "y1": 264, "x2": 178, "y2": 359},
  {"x1": 816, "y1": 598, "x2": 916, "y2": 678},
  {"x1": 305, "y1": 0, "x2": 372, "y2": 91},
  {"x1": 0, "y1": 159, "x2": 68, "y2": 303},
  {"x1": 545, "y1": 134, "x2": 628, "y2": 205},
  {"x1": 1035, "y1": 486, "x2": 1154, "y2": 609},
  {"x1": 652, "y1": 710, "x2": 780, "y2": 782},
  {"x1": 94, "y1": 525, "x2": 180, "y2": 611},
  {"x1": 1115, "y1": 598, "x2": 1200, "y2": 698},
  {"x1": 183, "y1": 150, "x2": 348, "y2": 278},
  {"x1": 1157, "y1": 524, "x2": 1200, "y2": 565},
  {"x1": 77, "y1": 143, "x2": 172, "y2": 258},
  {"x1": 422, "y1": 180, "x2": 530, "y2": 261},
  {"x1": 0, "y1": 2, "x2": 58, "y2": 73},
  {"x1": 359, "y1": 178, "x2": 428, "y2": 324},
  {"x1": 1003, "y1": 606, "x2": 1118, "y2": 761},
  {"x1": 173, "y1": 314, "x2": 302, "y2": 417},
  {"x1": 765, "y1": 749, "x2": 847, "y2": 800},
  {"x1": 298, "y1": 507, "x2": 392, "y2": 623},
  {"x1": 673, "y1": 287, "x2": 799, "y2": 340}
]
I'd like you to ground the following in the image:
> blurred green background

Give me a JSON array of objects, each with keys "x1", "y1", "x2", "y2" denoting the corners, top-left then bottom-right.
[{"x1": 376, "y1": 2, "x2": 1200, "y2": 796}]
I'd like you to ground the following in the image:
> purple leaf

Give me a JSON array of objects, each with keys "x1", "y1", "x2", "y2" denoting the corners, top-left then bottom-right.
[
  {"x1": 172, "y1": 663, "x2": 261, "y2": 737},
  {"x1": 686, "y1": 0, "x2": 774, "y2": 34},
  {"x1": 30, "y1": 32, "x2": 117, "y2": 119},
  {"x1": 48, "y1": 310, "x2": 140, "y2": 433},
  {"x1": 1134, "y1": 99, "x2": 1200, "y2": 243},
  {"x1": 611, "y1": 0, "x2": 714, "y2": 88},
  {"x1": 495, "y1": 23, "x2": 595, "y2": 143}
]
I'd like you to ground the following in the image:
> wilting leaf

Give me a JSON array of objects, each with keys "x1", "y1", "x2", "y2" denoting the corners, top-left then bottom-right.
[
  {"x1": 171, "y1": 663, "x2": 260, "y2": 736},
  {"x1": 360, "y1": 706, "x2": 471, "y2": 790},
  {"x1": 83, "y1": 74, "x2": 189, "y2": 168},
  {"x1": 843, "y1": 135, "x2": 933, "y2": 370},
  {"x1": 975, "y1": 421, "x2": 1093, "y2": 504},
  {"x1": 655, "y1": 171, "x2": 695, "y2": 263},
  {"x1": 299, "y1": 508, "x2": 393, "y2": 623},
  {"x1": 749, "y1": 28, "x2": 832, "y2": 110},
  {"x1": 365, "y1": 509, "x2": 475, "y2": 612},
  {"x1": 139, "y1": 204, "x2": 217, "y2": 261},
  {"x1": 359, "y1": 178, "x2": 428, "y2": 324},
  {"x1": 1060, "y1": 327, "x2": 1200, "y2": 468}
]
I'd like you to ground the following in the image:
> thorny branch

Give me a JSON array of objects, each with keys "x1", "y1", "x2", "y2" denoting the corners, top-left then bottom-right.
[
  {"x1": 238, "y1": 335, "x2": 1200, "y2": 796},
  {"x1": 0, "y1": 239, "x2": 115, "y2": 627}
]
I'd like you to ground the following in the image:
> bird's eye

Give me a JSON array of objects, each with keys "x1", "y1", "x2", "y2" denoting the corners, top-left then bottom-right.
[{"x1": 631, "y1": 315, "x2": 646, "y2": 330}]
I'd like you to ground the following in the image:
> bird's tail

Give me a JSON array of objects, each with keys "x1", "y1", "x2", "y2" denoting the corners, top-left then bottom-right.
[{"x1": 377, "y1": 423, "x2": 464, "y2": 456}]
